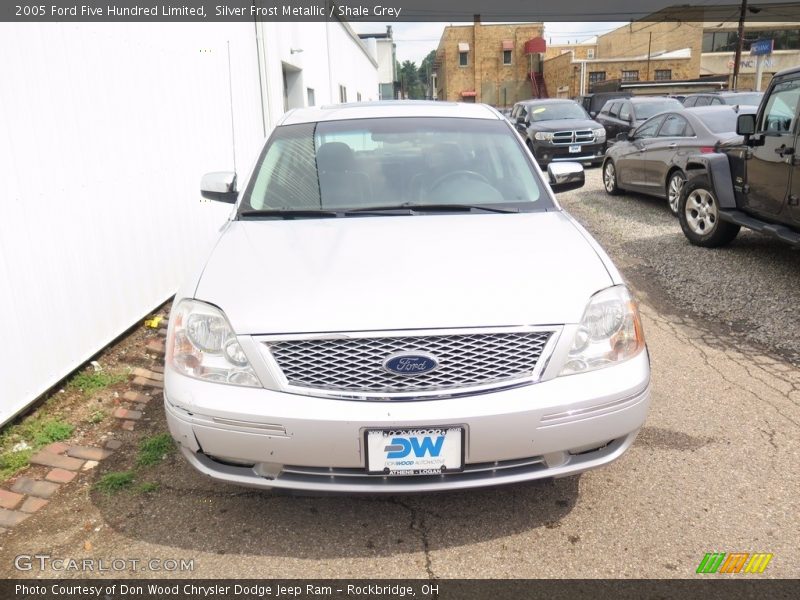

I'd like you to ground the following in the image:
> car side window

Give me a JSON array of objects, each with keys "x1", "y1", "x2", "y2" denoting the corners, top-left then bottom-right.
[
  {"x1": 608, "y1": 102, "x2": 621, "y2": 117},
  {"x1": 711, "y1": 97, "x2": 723, "y2": 105},
  {"x1": 657, "y1": 114, "x2": 688, "y2": 137},
  {"x1": 683, "y1": 97, "x2": 696, "y2": 107},
  {"x1": 618, "y1": 103, "x2": 631, "y2": 121},
  {"x1": 633, "y1": 116, "x2": 664, "y2": 139},
  {"x1": 758, "y1": 77, "x2": 800, "y2": 133},
  {"x1": 695, "y1": 96, "x2": 711, "y2": 107}
]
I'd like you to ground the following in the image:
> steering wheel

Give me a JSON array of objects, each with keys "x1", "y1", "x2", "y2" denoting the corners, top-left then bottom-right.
[{"x1": 429, "y1": 170, "x2": 491, "y2": 193}]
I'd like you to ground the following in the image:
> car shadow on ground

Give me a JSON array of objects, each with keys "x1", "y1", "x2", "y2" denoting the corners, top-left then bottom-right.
[{"x1": 90, "y1": 404, "x2": 580, "y2": 559}]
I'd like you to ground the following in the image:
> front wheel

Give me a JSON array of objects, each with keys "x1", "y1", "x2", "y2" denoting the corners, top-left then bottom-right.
[
  {"x1": 678, "y1": 178, "x2": 740, "y2": 247},
  {"x1": 666, "y1": 171, "x2": 685, "y2": 217},
  {"x1": 603, "y1": 160, "x2": 621, "y2": 195}
]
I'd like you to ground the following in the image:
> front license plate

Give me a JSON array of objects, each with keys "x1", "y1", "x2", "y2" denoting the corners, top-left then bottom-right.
[
  {"x1": 366, "y1": 427, "x2": 464, "y2": 475},
  {"x1": 569, "y1": 144, "x2": 581, "y2": 153}
]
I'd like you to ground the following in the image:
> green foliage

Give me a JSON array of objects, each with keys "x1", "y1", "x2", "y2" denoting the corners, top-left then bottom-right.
[
  {"x1": 67, "y1": 370, "x2": 126, "y2": 397},
  {"x1": 0, "y1": 417, "x2": 75, "y2": 480},
  {"x1": 137, "y1": 434, "x2": 175, "y2": 467},
  {"x1": 94, "y1": 471, "x2": 135, "y2": 494},
  {"x1": 137, "y1": 482, "x2": 160, "y2": 494},
  {"x1": 89, "y1": 410, "x2": 106, "y2": 424}
]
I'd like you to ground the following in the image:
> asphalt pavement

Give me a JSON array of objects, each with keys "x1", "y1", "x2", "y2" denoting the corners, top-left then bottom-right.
[{"x1": 1, "y1": 168, "x2": 798, "y2": 579}]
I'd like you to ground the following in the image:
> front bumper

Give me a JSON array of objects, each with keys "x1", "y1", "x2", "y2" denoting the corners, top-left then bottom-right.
[
  {"x1": 164, "y1": 350, "x2": 650, "y2": 492},
  {"x1": 533, "y1": 141, "x2": 606, "y2": 166}
]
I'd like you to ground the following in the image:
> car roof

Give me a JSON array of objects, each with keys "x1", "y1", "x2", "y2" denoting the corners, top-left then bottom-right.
[
  {"x1": 629, "y1": 96, "x2": 681, "y2": 103},
  {"x1": 278, "y1": 101, "x2": 503, "y2": 125},
  {"x1": 516, "y1": 98, "x2": 578, "y2": 107}
]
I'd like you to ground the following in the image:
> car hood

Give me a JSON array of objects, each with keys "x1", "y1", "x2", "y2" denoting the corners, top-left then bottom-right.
[
  {"x1": 194, "y1": 212, "x2": 614, "y2": 334},
  {"x1": 528, "y1": 118, "x2": 601, "y2": 132}
]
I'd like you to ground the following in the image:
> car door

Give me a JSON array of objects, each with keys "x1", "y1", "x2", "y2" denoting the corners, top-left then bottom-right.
[
  {"x1": 744, "y1": 75, "x2": 800, "y2": 216},
  {"x1": 781, "y1": 97, "x2": 800, "y2": 226},
  {"x1": 616, "y1": 116, "x2": 665, "y2": 189},
  {"x1": 643, "y1": 113, "x2": 693, "y2": 195}
]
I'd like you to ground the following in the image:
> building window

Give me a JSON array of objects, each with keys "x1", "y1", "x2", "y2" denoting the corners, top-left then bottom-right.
[
  {"x1": 307, "y1": 88, "x2": 315, "y2": 106},
  {"x1": 339, "y1": 85, "x2": 347, "y2": 103},
  {"x1": 654, "y1": 69, "x2": 672, "y2": 81},
  {"x1": 503, "y1": 49, "x2": 512, "y2": 65},
  {"x1": 703, "y1": 29, "x2": 800, "y2": 53},
  {"x1": 587, "y1": 49, "x2": 595, "y2": 59},
  {"x1": 357, "y1": 92, "x2": 362, "y2": 102},
  {"x1": 622, "y1": 70, "x2": 639, "y2": 82},
  {"x1": 459, "y1": 51, "x2": 468, "y2": 67},
  {"x1": 589, "y1": 71, "x2": 606, "y2": 84}
]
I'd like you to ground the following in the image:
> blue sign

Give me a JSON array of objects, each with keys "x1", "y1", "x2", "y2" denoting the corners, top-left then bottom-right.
[
  {"x1": 750, "y1": 39, "x2": 774, "y2": 56},
  {"x1": 383, "y1": 353, "x2": 439, "y2": 375}
]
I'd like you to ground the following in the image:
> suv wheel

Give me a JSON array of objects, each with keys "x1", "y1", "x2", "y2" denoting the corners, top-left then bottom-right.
[
  {"x1": 603, "y1": 160, "x2": 621, "y2": 195},
  {"x1": 666, "y1": 171, "x2": 685, "y2": 217},
  {"x1": 679, "y1": 178, "x2": 740, "y2": 247}
]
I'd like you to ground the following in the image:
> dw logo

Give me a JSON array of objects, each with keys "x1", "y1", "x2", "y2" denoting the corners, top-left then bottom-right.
[{"x1": 385, "y1": 436, "x2": 445, "y2": 459}]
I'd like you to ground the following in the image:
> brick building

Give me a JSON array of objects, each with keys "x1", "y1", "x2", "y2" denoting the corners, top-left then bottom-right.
[
  {"x1": 434, "y1": 17, "x2": 545, "y2": 107},
  {"x1": 543, "y1": 14, "x2": 800, "y2": 99}
]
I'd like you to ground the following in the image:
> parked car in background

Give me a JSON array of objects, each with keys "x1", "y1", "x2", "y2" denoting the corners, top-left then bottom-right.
[
  {"x1": 678, "y1": 67, "x2": 800, "y2": 247},
  {"x1": 595, "y1": 97, "x2": 684, "y2": 141},
  {"x1": 165, "y1": 101, "x2": 651, "y2": 493},
  {"x1": 511, "y1": 98, "x2": 606, "y2": 167},
  {"x1": 602, "y1": 105, "x2": 756, "y2": 215},
  {"x1": 682, "y1": 91, "x2": 763, "y2": 107},
  {"x1": 576, "y1": 91, "x2": 632, "y2": 118}
]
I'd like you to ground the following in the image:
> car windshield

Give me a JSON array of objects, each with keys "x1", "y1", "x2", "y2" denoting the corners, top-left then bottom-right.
[
  {"x1": 240, "y1": 117, "x2": 547, "y2": 215},
  {"x1": 634, "y1": 99, "x2": 683, "y2": 119},
  {"x1": 723, "y1": 93, "x2": 762, "y2": 106},
  {"x1": 527, "y1": 103, "x2": 588, "y2": 121}
]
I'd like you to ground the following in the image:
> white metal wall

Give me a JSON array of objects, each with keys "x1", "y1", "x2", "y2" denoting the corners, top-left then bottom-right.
[{"x1": 0, "y1": 23, "x2": 267, "y2": 424}]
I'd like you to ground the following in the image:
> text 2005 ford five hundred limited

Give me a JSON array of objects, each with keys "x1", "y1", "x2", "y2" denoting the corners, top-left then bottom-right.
[{"x1": 164, "y1": 101, "x2": 651, "y2": 493}]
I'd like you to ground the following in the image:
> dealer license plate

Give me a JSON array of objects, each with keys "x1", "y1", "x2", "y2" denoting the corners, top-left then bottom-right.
[
  {"x1": 366, "y1": 427, "x2": 464, "y2": 475},
  {"x1": 569, "y1": 144, "x2": 582, "y2": 153}
]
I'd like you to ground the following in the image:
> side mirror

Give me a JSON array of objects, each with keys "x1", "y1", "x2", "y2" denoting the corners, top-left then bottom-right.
[
  {"x1": 516, "y1": 116, "x2": 526, "y2": 125},
  {"x1": 201, "y1": 171, "x2": 238, "y2": 203},
  {"x1": 736, "y1": 113, "x2": 756, "y2": 136},
  {"x1": 589, "y1": 111, "x2": 597, "y2": 118},
  {"x1": 616, "y1": 131, "x2": 629, "y2": 142},
  {"x1": 547, "y1": 162, "x2": 585, "y2": 193}
]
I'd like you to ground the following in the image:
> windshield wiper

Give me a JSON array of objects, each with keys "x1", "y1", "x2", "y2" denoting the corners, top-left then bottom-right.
[
  {"x1": 345, "y1": 203, "x2": 519, "y2": 215},
  {"x1": 239, "y1": 209, "x2": 341, "y2": 219}
]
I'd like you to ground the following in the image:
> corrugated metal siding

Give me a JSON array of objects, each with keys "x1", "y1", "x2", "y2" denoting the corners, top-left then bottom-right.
[{"x1": 0, "y1": 23, "x2": 266, "y2": 424}]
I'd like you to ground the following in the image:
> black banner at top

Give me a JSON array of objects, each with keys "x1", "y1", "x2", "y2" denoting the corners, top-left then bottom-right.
[{"x1": 3, "y1": 0, "x2": 800, "y2": 22}]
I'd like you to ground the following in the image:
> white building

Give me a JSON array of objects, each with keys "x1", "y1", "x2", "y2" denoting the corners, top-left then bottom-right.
[
  {"x1": 0, "y1": 22, "x2": 378, "y2": 425},
  {"x1": 359, "y1": 26, "x2": 399, "y2": 100}
]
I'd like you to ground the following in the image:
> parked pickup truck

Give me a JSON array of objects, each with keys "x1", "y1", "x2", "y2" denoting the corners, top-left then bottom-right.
[{"x1": 678, "y1": 65, "x2": 800, "y2": 247}]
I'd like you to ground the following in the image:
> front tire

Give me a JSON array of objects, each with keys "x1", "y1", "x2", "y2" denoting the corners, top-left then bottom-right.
[
  {"x1": 603, "y1": 160, "x2": 621, "y2": 195},
  {"x1": 678, "y1": 178, "x2": 740, "y2": 247},
  {"x1": 666, "y1": 170, "x2": 685, "y2": 217}
]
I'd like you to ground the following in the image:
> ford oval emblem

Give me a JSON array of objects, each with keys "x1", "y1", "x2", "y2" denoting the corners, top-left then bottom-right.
[{"x1": 383, "y1": 352, "x2": 439, "y2": 376}]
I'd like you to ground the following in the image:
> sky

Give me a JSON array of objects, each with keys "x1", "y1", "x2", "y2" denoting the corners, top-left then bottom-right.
[{"x1": 350, "y1": 22, "x2": 626, "y2": 65}]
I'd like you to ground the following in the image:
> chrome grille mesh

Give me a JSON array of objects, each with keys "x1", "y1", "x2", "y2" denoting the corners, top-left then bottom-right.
[
  {"x1": 266, "y1": 331, "x2": 553, "y2": 394},
  {"x1": 552, "y1": 129, "x2": 595, "y2": 145}
]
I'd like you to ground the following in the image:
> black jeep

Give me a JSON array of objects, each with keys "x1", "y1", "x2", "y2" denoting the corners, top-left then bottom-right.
[{"x1": 678, "y1": 66, "x2": 800, "y2": 247}]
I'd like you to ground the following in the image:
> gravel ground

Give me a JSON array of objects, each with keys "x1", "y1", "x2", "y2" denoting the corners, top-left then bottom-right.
[{"x1": 559, "y1": 167, "x2": 800, "y2": 365}]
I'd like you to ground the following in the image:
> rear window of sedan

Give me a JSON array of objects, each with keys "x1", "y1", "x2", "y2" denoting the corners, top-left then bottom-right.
[
  {"x1": 241, "y1": 118, "x2": 549, "y2": 213},
  {"x1": 633, "y1": 99, "x2": 683, "y2": 120}
]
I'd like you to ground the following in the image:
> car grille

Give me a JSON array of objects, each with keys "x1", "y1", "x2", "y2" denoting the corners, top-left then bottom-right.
[
  {"x1": 264, "y1": 330, "x2": 554, "y2": 395},
  {"x1": 552, "y1": 129, "x2": 595, "y2": 145}
]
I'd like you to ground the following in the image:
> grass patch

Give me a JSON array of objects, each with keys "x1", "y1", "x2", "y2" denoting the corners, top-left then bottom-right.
[
  {"x1": 137, "y1": 482, "x2": 160, "y2": 494},
  {"x1": 67, "y1": 370, "x2": 127, "y2": 397},
  {"x1": 89, "y1": 410, "x2": 106, "y2": 424},
  {"x1": 94, "y1": 471, "x2": 135, "y2": 495},
  {"x1": 0, "y1": 418, "x2": 75, "y2": 481},
  {"x1": 137, "y1": 434, "x2": 175, "y2": 467}
]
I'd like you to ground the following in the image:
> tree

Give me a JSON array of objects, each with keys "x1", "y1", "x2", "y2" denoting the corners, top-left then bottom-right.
[
  {"x1": 397, "y1": 60, "x2": 426, "y2": 100},
  {"x1": 418, "y1": 50, "x2": 437, "y2": 99}
]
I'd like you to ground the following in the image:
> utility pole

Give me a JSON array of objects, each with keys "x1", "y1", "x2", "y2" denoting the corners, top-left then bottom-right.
[
  {"x1": 732, "y1": 0, "x2": 748, "y2": 90},
  {"x1": 646, "y1": 32, "x2": 652, "y2": 81}
]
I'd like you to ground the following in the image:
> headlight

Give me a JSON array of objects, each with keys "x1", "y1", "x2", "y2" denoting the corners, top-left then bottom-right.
[
  {"x1": 168, "y1": 299, "x2": 261, "y2": 387},
  {"x1": 533, "y1": 131, "x2": 554, "y2": 141},
  {"x1": 560, "y1": 285, "x2": 645, "y2": 376},
  {"x1": 592, "y1": 127, "x2": 606, "y2": 141}
]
